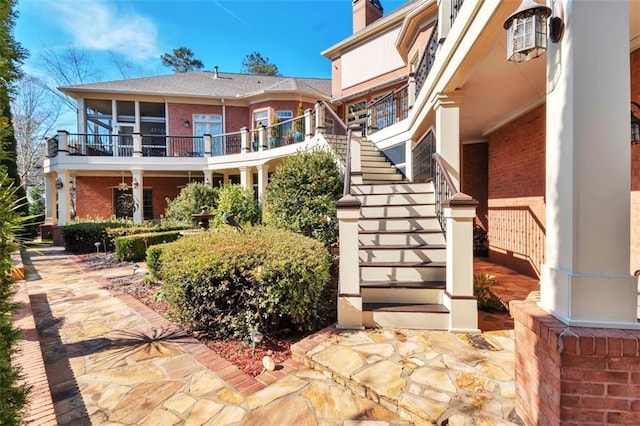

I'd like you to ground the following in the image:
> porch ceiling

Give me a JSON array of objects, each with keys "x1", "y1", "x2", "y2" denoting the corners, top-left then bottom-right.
[{"x1": 457, "y1": 2, "x2": 640, "y2": 143}]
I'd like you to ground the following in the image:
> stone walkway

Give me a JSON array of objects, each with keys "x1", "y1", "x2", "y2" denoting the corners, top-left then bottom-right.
[{"x1": 13, "y1": 245, "x2": 529, "y2": 425}]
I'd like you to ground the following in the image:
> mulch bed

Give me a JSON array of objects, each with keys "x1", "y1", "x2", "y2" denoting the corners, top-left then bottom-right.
[{"x1": 88, "y1": 253, "x2": 325, "y2": 377}]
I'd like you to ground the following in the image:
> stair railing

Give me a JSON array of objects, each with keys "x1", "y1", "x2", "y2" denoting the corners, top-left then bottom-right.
[
  {"x1": 431, "y1": 152, "x2": 457, "y2": 235},
  {"x1": 366, "y1": 84, "x2": 409, "y2": 135},
  {"x1": 319, "y1": 100, "x2": 356, "y2": 197}
]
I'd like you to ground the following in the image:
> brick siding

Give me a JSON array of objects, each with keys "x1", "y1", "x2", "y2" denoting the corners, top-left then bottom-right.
[
  {"x1": 462, "y1": 142, "x2": 488, "y2": 230},
  {"x1": 487, "y1": 104, "x2": 546, "y2": 277},
  {"x1": 630, "y1": 48, "x2": 640, "y2": 272},
  {"x1": 512, "y1": 301, "x2": 640, "y2": 425}
]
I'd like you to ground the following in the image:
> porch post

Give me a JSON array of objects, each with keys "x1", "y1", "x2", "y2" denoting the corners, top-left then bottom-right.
[
  {"x1": 239, "y1": 166, "x2": 251, "y2": 190},
  {"x1": 134, "y1": 101, "x2": 141, "y2": 133},
  {"x1": 77, "y1": 98, "x2": 87, "y2": 134},
  {"x1": 203, "y1": 170, "x2": 214, "y2": 186},
  {"x1": 256, "y1": 164, "x2": 269, "y2": 209},
  {"x1": 443, "y1": 194, "x2": 478, "y2": 332},
  {"x1": 436, "y1": 0, "x2": 452, "y2": 43},
  {"x1": 408, "y1": 73, "x2": 416, "y2": 109},
  {"x1": 304, "y1": 108, "x2": 313, "y2": 140},
  {"x1": 315, "y1": 101, "x2": 324, "y2": 135},
  {"x1": 434, "y1": 92, "x2": 463, "y2": 190},
  {"x1": 336, "y1": 195, "x2": 363, "y2": 329},
  {"x1": 540, "y1": 0, "x2": 638, "y2": 329},
  {"x1": 349, "y1": 125, "x2": 363, "y2": 185},
  {"x1": 258, "y1": 125, "x2": 266, "y2": 152},
  {"x1": 57, "y1": 170, "x2": 70, "y2": 225},
  {"x1": 44, "y1": 173, "x2": 54, "y2": 224},
  {"x1": 240, "y1": 127, "x2": 250, "y2": 154},
  {"x1": 57, "y1": 130, "x2": 69, "y2": 157},
  {"x1": 132, "y1": 170, "x2": 143, "y2": 223},
  {"x1": 204, "y1": 134, "x2": 213, "y2": 157},
  {"x1": 132, "y1": 133, "x2": 142, "y2": 158}
]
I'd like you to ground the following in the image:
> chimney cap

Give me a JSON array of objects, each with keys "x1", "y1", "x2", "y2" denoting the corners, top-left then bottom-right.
[{"x1": 353, "y1": 0, "x2": 383, "y2": 13}]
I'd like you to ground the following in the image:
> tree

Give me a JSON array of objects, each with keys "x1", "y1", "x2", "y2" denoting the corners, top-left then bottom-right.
[
  {"x1": 11, "y1": 75, "x2": 59, "y2": 190},
  {"x1": 241, "y1": 51, "x2": 280, "y2": 76},
  {"x1": 164, "y1": 182, "x2": 219, "y2": 223},
  {"x1": 160, "y1": 47, "x2": 204, "y2": 73}
]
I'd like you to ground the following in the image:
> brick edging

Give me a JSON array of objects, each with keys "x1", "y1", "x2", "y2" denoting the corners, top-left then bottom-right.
[{"x1": 11, "y1": 281, "x2": 57, "y2": 425}]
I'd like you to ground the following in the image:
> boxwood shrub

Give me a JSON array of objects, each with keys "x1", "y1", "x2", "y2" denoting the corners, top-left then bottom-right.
[
  {"x1": 115, "y1": 231, "x2": 183, "y2": 262},
  {"x1": 159, "y1": 226, "x2": 330, "y2": 338},
  {"x1": 145, "y1": 244, "x2": 164, "y2": 279}
]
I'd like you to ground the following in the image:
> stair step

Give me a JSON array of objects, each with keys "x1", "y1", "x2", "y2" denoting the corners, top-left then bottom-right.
[
  {"x1": 358, "y1": 216, "x2": 440, "y2": 232},
  {"x1": 360, "y1": 280, "x2": 446, "y2": 289},
  {"x1": 359, "y1": 230, "x2": 445, "y2": 246},
  {"x1": 360, "y1": 204, "x2": 435, "y2": 218},
  {"x1": 361, "y1": 166, "x2": 397, "y2": 174},
  {"x1": 362, "y1": 304, "x2": 449, "y2": 329},
  {"x1": 363, "y1": 173, "x2": 404, "y2": 182},
  {"x1": 362, "y1": 160, "x2": 392, "y2": 167},
  {"x1": 360, "y1": 262, "x2": 446, "y2": 281},
  {"x1": 362, "y1": 286, "x2": 443, "y2": 304},
  {"x1": 360, "y1": 246, "x2": 446, "y2": 263},
  {"x1": 355, "y1": 192, "x2": 435, "y2": 205},
  {"x1": 351, "y1": 182, "x2": 433, "y2": 194}
]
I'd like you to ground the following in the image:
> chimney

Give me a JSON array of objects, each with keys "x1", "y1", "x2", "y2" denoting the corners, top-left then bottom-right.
[
  {"x1": 352, "y1": 0, "x2": 383, "y2": 33},
  {"x1": 213, "y1": 65, "x2": 219, "y2": 79}
]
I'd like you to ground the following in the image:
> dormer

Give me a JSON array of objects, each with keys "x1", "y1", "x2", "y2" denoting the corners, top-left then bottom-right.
[{"x1": 353, "y1": 0, "x2": 384, "y2": 33}]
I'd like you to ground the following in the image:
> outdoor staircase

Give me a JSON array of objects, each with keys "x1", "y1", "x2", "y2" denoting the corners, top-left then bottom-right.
[{"x1": 351, "y1": 140, "x2": 449, "y2": 329}]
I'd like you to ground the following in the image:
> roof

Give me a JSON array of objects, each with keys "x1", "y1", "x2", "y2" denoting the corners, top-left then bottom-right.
[{"x1": 59, "y1": 71, "x2": 332, "y2": 100}]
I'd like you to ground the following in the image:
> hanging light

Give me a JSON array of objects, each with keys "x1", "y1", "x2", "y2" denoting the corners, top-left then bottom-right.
[
  {"x1": 503, "y1": 0, "x2": 552, "y2": 63},
  {"x1": 118, "y1": 172, "x2": 131, "y2": 190}
]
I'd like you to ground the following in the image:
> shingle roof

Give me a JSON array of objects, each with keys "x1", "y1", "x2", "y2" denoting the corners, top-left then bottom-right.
[{"x1": 59, "y1": 71, "x2": 332, "y2": 100}]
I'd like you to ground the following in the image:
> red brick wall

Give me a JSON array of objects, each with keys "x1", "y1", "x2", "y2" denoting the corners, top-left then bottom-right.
[
  {"x1": 462, "y1": 142, "x2": 488, "y2": 230},
  {"x1": 512, "y1": 301, "x2": 640, "y2": 425},
  {"x1": 630, "y1": 49, "x2": 640, "y2": 273},
  {"x1": 487, "y1": 104, "x2": 546, "y2": 277},
  {"x1": 75, "y1": 176, "x2": 194, "y2": 220},
  {"x1": 168, "y1": 103, "x2": 222, "y2": 136}
]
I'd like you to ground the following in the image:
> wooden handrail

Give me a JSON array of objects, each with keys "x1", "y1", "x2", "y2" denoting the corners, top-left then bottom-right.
[
  {"x1": 321, "y1": 99, "x2": 348, "y2": 133},
  {"x1": 432, "y1": 152, "x2": 459, "y2": 194}
]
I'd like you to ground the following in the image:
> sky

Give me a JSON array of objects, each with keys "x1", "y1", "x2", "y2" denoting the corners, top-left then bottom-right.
[{"x1": 16, "y1": 0, "x2": 408, "y2": 83}]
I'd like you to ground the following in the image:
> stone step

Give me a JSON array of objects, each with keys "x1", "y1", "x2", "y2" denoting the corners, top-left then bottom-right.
[
  {"x1": 358, "y1": 216, "x2": 440, "y2": 232},
  {"x1": 354, "y1": 192, "x2": 435, "y2": 205},
  {"x1": 362, "y1": 303, "x2": 450, "y2": 329},
  {"x1": 361, "y1": 286, "x2": 444, "y2": 304},
  {"x1": 360, "y1": 262, "x2": 446, "y2": 281},
  {"x1": 358, "y1": 229, "x2": 445, "y2": 246},
  {"x1": 351, "y1": 182, "x2": 433, "y2": 195},
  {"x1": 360, "y1": 204, "x2": 436, "y2": 218},
  {"x1": 359, "y1": 245, "x2": 446, "y2": 263}
]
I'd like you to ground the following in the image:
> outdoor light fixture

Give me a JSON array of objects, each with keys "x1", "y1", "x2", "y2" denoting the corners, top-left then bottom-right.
[
  {"x1": 132, "y1": 179, "x2": 139, "y2": 189},
  {"x1": 250, "y1": 330, "x2": 264, "y2": 356},
  {"x1": 55, "y1": 177, "x2": 64, "y2": 190},
  {"x1": 183, "y1": 120, "x2": 190, "y2": 128},
  {"x1": 504, "y1": 0, "x2": 557, "y2": 63}
]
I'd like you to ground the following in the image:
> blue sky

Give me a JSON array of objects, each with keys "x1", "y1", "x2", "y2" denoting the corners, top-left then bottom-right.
[{"x1": 16, "y1": 0, "x2": 407, "y2": 82}]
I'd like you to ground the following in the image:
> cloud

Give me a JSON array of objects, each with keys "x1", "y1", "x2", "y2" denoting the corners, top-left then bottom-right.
[{"x1": 46, "y1": 0, "x2": 159, "y2": 60}]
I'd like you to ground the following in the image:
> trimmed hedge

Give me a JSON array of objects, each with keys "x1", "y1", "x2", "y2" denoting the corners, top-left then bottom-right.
[
  {"x1": 115, "y1": 231, "x2": 183, "y2": 262},
  {"x1": 159, "y1": 226, "x2": 330, "y2": 338},
  {"x1": 145, "y1": 245, "x2": 164, "y2": 279}
]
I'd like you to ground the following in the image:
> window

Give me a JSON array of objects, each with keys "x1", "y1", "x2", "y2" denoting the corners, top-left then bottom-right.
[
  {"x1": 194, "y1": 114, "x2": 222, "y2": 155},
  {"x1": 275, "y1": 110, "x2": 293, "y2": 134},
  {"x1": 253, "y1": 111, "x2": 268, "y2": 129}
]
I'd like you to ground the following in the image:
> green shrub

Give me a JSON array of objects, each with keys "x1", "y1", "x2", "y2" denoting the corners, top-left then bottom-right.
[
  {"x1": 165, "y1": 182, "x2": 219, "y2": 224},
  {"x1": 265, "y1": 149, "x2": 342, "y2": 246},
  {"x1": 62, "y1": 220, "x2": 127, "y2": 253},
  {"x1": 211, "y1": 184, "x2": 261, "y2": 228},
  {"x1": 115, "y1": 231, "x2": 183, "y2": 262},
  {"x1": 0, "y1": 174, "x2": 29, "y2": 424},
  {"x1": 159, "y1": 226, "x2": 329, "y2": 338},
  {"x1": 473, "y1": 274, "x2": 507, "y2": 312},
  {"x1": 145, "y1": 244, "x2": 165, "y2": 279}
]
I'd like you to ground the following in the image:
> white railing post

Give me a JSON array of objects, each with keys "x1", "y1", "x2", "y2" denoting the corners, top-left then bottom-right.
[
  {"x1": 241, "y1": 127, "x2": 250, "y2": 154},
  {"x1": 204, "y1": 134, "x2": 213, "y2": 157},
  {"x1": 405, "y1": 139, "x2": 413, "y2": 181},
  {"x1": 258, "y1": 125, "x2": 267, "y2": 152},
  {"x1": 315, "y1": 101, "x2": 324, "y2": 135},
  {"x1": 437, "y1": 0, "x2": 452, "y2": 43},
  {"x1": 304, "y1": 108, "x2": 313, "y2": 140},
  {"x1": 133, "y1": 133, "x2": 142, "y2": 157},
  {"x1": 443, "y1": 193, "x2": 479, "y2": 332},
  {"x1": 408, "y1": 73, "x2": 416, "y2": 109},
  {"x1": 336, "y1": 195, "x2": 363, "y2": 329},
  {"x1": 57, "y1": 130, "x2": 69, "y2": 157},
  {"x1": 350, "y1": 125, "x2": 363, "y2": 185}
]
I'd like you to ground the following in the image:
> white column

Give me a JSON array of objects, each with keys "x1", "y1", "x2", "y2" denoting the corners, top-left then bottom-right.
[
  {"x1": 222, "y1": 172, "x2": 229, "y2": 186},
  {"x1": 349, "y1": 125, "x2": 363, "y2": 185},
  {"x1": 336, "y1": 195, "x2": 363, "y2": 329},
  {"x1": 437, "y1": 0, "x2": 452, "y2": 43},
  {"x1": 239, "y1": 166, "x2": 251, "y2": 190},
  {"x1": 258, "y1": 125, "x2": 266, "y2": 152},
  {"x1": 44, "y1": 173, "x2": 54, "y2": 224},
  {"x1": 133, "y1": 133, "x2": 142, "y2": 157},
  {"x1": 257, "y1": 164, "x2": 269, "y2": 208},
  {"x1": 315, "y1": 101, "x2": 324, "y2": 135},
  {"x1": 241, "y1": 127, "x2": 250, "y2": 153},
  {"x1": 405, "y1": 139, "x2": 413, "y2": 181},
  {"x1": 434, "y1": 92, "x2": 463, "y2": 190},
  {"x1": 443, "y1": 194, "x2": 478, "y2": 332},
  {"x1": 541, "y1": 0, "x2": 638, "y2": 329},
  {"x1": 134, "y1": 100, "x2": 141, "y2": 133},
  {"x1": 408, "y1": 73, "x2": 416, "y2": 109},
  {"x1": 57, "y1": 170, "x2": 70, "y2": 225},
  {"x1": 204, "y1": 134, "x2": 213, "y2": 157},
  {"x1": 132, "y1": 170, "x2": 143, "y2": 223},
  {"x1": 57, "y1": 130, "x2": 69, "y2": 157},
  {"x1": 304, "y1": 108, "x2": 313, "y2": 140},
  {"x1": 77, "y1": 98, "x2": 87, "y2": 134},
  {"x1": 203, "y1": 170, "x2": 214, "y2": 186}
]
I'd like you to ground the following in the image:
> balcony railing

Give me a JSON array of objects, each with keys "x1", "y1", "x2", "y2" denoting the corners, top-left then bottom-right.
[
  {"x1": 366, "y1": 85, "x2": 409, "y2": 135},
  {"x1": 415, "y1": 20, "x2": 439, "y2": 99},
  {"x1": 412, "y1": 128, "x2": 436, "y2": 184},
  {"x1": 265, "y1": 114, "x2": 307, "y2": 149},
  {"x1": 46, "y1": 135, "x2": 59, "y2": 158}
]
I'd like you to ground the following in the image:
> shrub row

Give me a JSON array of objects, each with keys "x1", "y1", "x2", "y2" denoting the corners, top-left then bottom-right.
[
  {"x1": 158, "y1": 226, "x2": 330, "y2": 338},
  {"x1": 115, "y1": 231, "x2": 183, "y2": 262}
]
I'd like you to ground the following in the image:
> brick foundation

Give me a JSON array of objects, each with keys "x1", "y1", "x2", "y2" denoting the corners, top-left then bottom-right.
[{"x1": 511, "y1": 301, "x2": 640, "y2": 425}]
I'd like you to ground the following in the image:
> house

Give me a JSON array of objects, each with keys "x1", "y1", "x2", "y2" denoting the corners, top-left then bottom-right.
[
  {"x1": 43, "y1": 70, "x2": 333, "y2": 224},
  {"x1": 45, "y1": 0, "x2": 640, "y2": 421}
]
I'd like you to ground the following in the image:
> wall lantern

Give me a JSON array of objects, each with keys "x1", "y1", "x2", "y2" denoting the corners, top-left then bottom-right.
[
  {"x1": 55, "y1": 177, "x2": 64, "y2": 190},
  {"x1": 132, "y1": 178, "x2": 139, "y2": 189},
  {"x1": 183, "y1": 120, "x2": 190, "y2": 128},
  {"x1": 631, "y1": 102, "x2": 640, "y2": 144},
  {"x1": 503, "y1": 0, "x2": 560, "y2": 63}
]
